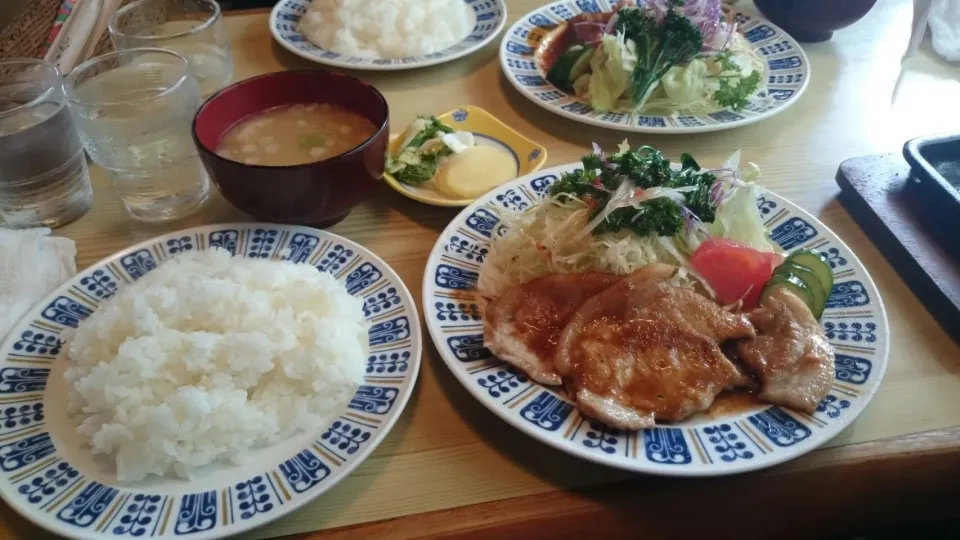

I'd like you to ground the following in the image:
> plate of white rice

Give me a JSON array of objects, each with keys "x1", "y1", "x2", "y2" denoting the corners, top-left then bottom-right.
[
  {"x1": 0, "y1": 224, "x2": 421, "y2": 540},
  {"x1": 270, "y1": 0, "x2": 507, "y2": 70}
]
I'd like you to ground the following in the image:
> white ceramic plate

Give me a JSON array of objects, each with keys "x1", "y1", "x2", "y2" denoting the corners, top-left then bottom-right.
[
  {"x1": 271, "y1": 0, "x2": 507, "y2": 71},
  {"x1": 422, "y1": 164, "x2": 888, "y2": 476},
  {"x1": 0, "y1": 224, "x2": 421, "y2": 539},
  {"x1": 499, "y1": 1, "x2": 810, "y2": 133}
]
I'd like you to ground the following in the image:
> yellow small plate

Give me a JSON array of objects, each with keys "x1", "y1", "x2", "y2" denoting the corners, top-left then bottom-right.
[{"x1": 383, "y1": 106, "x2": 548, "y2": 207}]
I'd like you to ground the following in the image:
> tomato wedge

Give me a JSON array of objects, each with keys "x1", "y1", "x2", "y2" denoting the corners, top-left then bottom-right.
[{"x1": 690, "y1": 238, "x2": 783, "y2": 309}]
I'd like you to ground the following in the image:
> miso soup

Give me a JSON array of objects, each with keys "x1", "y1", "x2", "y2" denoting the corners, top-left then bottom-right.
[{"x1": 216, "y1": 103, "x2": 377, "y2": 166}]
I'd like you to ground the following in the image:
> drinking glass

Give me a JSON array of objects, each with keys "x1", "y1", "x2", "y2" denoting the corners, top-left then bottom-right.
[
  {"x1": 0, "y1": 59, "x2": 92, "y2": 228},
  {"x1": 109, "y1": 0, "x2": 234, "y2": 97},
  {"x1": 64, "y1": 48, "x2": 210, "y2": 222}
]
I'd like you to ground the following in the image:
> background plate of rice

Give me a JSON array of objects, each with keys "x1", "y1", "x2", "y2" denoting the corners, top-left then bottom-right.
[
  {"x1": 271, "y1": 0, "x2": 507, "y2": 70},
  {"x1": 500, "y1": 0, "x2": 810, "y2": 133},
  {"x1": 0, "y1": 224, "x2": 422, "y2": 540}
]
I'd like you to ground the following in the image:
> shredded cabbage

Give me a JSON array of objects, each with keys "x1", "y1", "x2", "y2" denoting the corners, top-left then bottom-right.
[
  {"x1": 705, "y1": 150, "x2": 776, "y2": 252},
  {"x1": 476, "y1": 197, "x2": 680, "y2": 299},
  {"x1": 660, "y1": 58, "x2": 709, "y2": 105},
  {"x1": 477, "y1": 149, "x2": 778, "y2": 300},
  {"x1": 637, "y1": 32, "x2": 770, "y2": 115},
  {"x1": 586, "y1": 33, "x2": 638, "y2": 113},
  {"x1": 708, "y1": 182, "x2": 778, "y2": 253}
]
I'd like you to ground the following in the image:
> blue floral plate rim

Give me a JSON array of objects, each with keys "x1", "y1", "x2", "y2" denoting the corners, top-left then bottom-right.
[
  {"x1": 0, "y1": 223, "x2": 422, "y2": 539},
  {"x1": 499, "y1": 0, "x2": 811, "y2": 133},
  {"x1": 270, "y1": 0, "x2": 508, "y2": 71},
  {"x1": 421, "y1": 164, "x2": 889, "y2": 476}
]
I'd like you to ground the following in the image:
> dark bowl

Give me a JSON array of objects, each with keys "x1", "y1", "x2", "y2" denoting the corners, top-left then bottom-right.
[
  {"x1": 192, "y1": 70, "x2": 389, "y2": 227},
  {"x1": 754, "y1": 0, "x2": 878, "y2": 43}
]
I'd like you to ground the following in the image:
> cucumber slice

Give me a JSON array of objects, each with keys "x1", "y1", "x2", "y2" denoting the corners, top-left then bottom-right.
[
  {"x1": 569, "y1": 45, "x2": 594, "y2": 80},
  {"x1": 774, "y1": 262, "x2": 827, "y2": 318},
  {"x1": 761, "y1": 274, "x2": 816, "y2": 315},
  {"x1": 546, "y1": 45, "x2": 593, "y2": 92},
  {"x1": 785, "y1": 248, "x2": 833, "y2": 294}
]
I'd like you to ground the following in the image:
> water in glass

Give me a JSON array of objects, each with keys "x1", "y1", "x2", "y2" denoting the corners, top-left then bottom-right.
[
  {"x1": 0, "y1": 60, "x2": 92, "y2": 228},
  {"x1": 66, "y1": 50, "x2": 209, "y2": 222},
  {"x1": 110, "y1": 0, "x2": 234, "y2": 97}
]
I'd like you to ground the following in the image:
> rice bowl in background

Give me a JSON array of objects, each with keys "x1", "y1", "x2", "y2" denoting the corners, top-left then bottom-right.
[
  {"x1": 299, "y1": 0, "x2": 474, "y2": 59},
  {"x1": 270, "y1": 0, "x2": 507, "y2": 70}
]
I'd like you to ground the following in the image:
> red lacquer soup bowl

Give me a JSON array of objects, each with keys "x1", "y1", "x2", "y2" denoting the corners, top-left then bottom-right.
[{"x1": 192, "y1": 70, "x2": 389, "y2": 227}]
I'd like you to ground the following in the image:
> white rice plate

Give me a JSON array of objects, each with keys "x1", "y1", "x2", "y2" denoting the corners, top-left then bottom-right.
[
  {"x1": 63, "y1": 249, "x2": 367, "y2": 482},
  {"x1": 298, "y1": 0, "x2": 475, "y2": 59}
]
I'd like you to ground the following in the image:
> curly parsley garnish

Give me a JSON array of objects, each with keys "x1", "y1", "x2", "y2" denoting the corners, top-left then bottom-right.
[{"x1": 550, "y1": 145, "x2": 717, "y2": 238}]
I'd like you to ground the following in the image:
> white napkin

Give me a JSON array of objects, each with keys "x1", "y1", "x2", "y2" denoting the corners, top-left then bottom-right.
[
  {"x1": 929, "y1": 0, "x2": 960, "y2": 61},
  {"x1": 0, "y1": 229, "x2": 78, "y2": 343}
]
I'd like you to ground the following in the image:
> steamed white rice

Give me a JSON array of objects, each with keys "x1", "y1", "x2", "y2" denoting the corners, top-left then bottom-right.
[
  {"x1": 298, "y1": 0, "x2": 475, "y2": 59},
  {"x1": 63, "y1": 249, "x2": 367, "y2": 482}
]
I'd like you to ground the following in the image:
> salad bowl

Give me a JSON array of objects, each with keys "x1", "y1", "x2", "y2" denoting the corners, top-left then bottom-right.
[{"x1": 500, "y1": 1, "x2": 810, "y2": 133}]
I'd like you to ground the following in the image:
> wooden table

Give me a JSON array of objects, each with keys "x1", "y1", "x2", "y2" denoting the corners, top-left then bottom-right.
[{"x1": 5, "y1": 1, "x2": 960, "y2": 538}]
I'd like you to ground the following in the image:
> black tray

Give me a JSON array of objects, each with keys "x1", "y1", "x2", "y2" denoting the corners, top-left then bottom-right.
[
  {"x1": 836, "y1": 153, "x2": 960, "y2": 343},
  {"x1": 219, "y1": 0, "x2": 276, "y2": 10},
  {"x1": 903, "y1": 132, "x2": 960, "y2": 217}
]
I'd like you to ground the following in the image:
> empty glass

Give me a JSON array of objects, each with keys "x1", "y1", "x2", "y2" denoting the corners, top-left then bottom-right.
[
  {"x1": 109, "y1": 0, "x2": 234, "y2": 97},
  {"x1": 0, "y1": 59, "x2": 92, "y2": 228},
  {"x1": 64, "y1": 48, "x2": 210, "y2": 222}
]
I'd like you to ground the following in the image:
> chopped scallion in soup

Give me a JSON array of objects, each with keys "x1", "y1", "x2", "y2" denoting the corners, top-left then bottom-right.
[{"x1": 216, "y1": 103, "x2": 377, "y2": 166}]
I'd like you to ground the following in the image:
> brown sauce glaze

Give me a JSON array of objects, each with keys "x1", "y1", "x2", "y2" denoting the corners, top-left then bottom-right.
[
  {"x1": 571, "y1": 319, "x2": 744, "y2": 423},
  {"x1": 704, "y1": 390, "x2": 766, "y2": 418},
  {"x1": 538, "y1": 12, "x2": 615, "y2": 71},
  {"x1": 501, "y1": 272, "x2": 620, "y2": 360},
  {"x1": 537, "y1": 23, "x2": 575, "y2": 71}
]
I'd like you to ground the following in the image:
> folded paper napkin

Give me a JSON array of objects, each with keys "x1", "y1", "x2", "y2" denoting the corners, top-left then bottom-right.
[
  {"x1": 929, "y1": 0, "x2": 960, "y2": 62},
  {"x1": 0, "y1": 228, "x2": 78, "y2": 343}
]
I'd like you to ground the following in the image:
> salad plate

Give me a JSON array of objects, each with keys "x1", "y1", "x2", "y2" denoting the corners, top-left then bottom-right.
[
  {"x1": 422, "y1": 163, "x2": 888, "y2": 476},
  {"x1": 270, "y1": 0, "x2": 507, "y2": 71},
  {"x1": 0, "y1": 224, "x2": 421, "y2": 539},
  {"x1": 499, "y1": 0, "x2": 809, "y2": 133}
]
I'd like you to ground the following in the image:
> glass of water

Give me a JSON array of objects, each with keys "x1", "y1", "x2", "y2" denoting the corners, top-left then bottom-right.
[
  {"x1": 0, "y1": 59, "x2": 92, "y2": 228},
  {"x1": 63, "y1": 48, "x2": 210, "y2": 222},
  {"x1": 109, "y1": 0, "x2": 234, "y2": 97}
]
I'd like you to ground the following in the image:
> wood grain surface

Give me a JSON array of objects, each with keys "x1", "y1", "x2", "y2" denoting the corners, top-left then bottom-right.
[
  {"x1": 286, "y1": 426, "x2": 960, "y2": 540},
  {"x1": 3, "y1": 1, "x2": 960, "y2": 539},
  {"x1": 837, "y1": 153, "x2": 960, "y2": 341}
]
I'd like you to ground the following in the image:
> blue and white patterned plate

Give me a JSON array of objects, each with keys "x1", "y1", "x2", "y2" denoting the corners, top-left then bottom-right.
[
  {"x1": 422, "y1": 165, "x2": 888, "y2": 476},
  {"x1": 0, "y1": 224, "x2": 421, "y2": 539},
  {"x1": 500, "y1": 1, "x2": 810, "y2": 133},
  {"x1": 270, "y1": 0, "x2": 507, "y2": 70}
]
